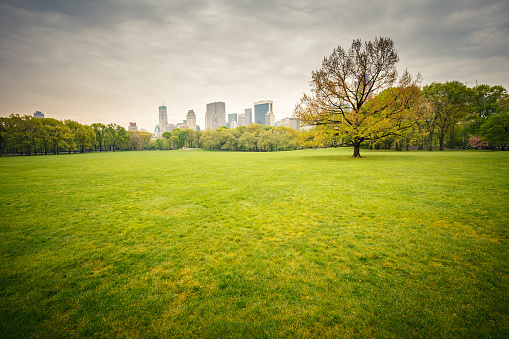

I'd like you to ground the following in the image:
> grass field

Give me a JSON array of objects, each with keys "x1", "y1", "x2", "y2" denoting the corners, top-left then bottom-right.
[{"x1": 0, "y1": 148, "x2": 508, "y2": 338}]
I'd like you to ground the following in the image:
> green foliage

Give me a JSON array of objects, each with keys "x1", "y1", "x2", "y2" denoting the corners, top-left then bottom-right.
[
  {"x1": 137, "y1": 131, "x2": 153, "y2": 150},
  {"x1": 129, "y1": 131, "x2": 143, "y2": 150},
  {"x1": 295, "y1": 37, "x2": 422, "y2": 157},
  {"x1": 293, "y1": 38, "x2": 509, "y2": 154},
  {"x1": 469, "y1": 84, "x2": 509, "y2": 135},
  {"x1": 423, "y1": 81, "x2": 472, "y2": 151},
  {"x1": 0, "y1": 149, "x2": 507, "y2": 337},
  {"x1": 200, "y1": 124, "x2": 298, "y2": 152},
  {"x1": 235, "y1": 125, "x2": 247, "y2": 134},
  {"x1": 91, "y1": 123, "x2": 106, "y2": 152},
  {"x1": 297, "y1": 126, "x2": 344, "y2": 149},
  {"x1": 480, "y1": 112, "x2": 509, "y2": 148}
]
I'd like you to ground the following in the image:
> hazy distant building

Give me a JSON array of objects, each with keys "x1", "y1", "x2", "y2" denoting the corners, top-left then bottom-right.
[
  {"x1": 230, "y1": 120, "x2": 238, "y2": 129},
  {"x1": 159, "y1": 105, "x2": 168, "y2": 133},
  {"x1": 279, "y1": 117, "x2": 300, "y2": 130},
  {"x1": 244, "y1": 108, "x2": 252, "y2": 126},
  {"x1": 228, "y1": 113, "x2": 237, "y2": 128},
  {"x1": 237, "y1": 113, "x2": 246, "y2": 126},
  {"x1": 167, "y1": 123, "x2": 175, "y2": 132},
  {"x1": 205, "y1": 102, "x2": 226, "y2": 130},
  {"x1": 265, "y1": 111, "x2": 275, "y2": 127},
  {"x1": 33, "y1": 111, "x2": 44, "y2": 118},
  {"x1": 254, "y1": 101, "x2": 273, "y2": 125},
  {"x1": 154, "y1": 124, "x2": 161, "y2": 136},
  {"x1": 186, "y1": 110, "x2": 197, "y2": 131},
  {"x1": 128, "y1": 122, "x2": 138, "y2": 131}
]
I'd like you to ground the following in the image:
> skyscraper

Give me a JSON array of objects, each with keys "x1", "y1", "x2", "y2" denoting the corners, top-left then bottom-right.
[
  {"x1": 279, "y1": 117, "x2": 300, "y2": 130},
  {"x1": 186, "y1": 110, "x2": 197, "y2": 131},
  {"x1": 254, "y1": 100, "x2": 273, "y2": 125},
  {"x1": 244, "y1": 108, "x2": 252, "y2": 126},
  {"x1": 205, "y1": 102, "x2": 226, "y2": 130},
  {"x1": 237, "y1": 113, "x2": 246, "y2": 126},
  {"x1": 228, "y1": 113, "x2": 237, "y2": 128},
  {"x1": 265, "y1": 111, "x2": 275, "y2": 126},
  {"x1": 159, "y1": 104, "x2": 168, "y2": 133}
]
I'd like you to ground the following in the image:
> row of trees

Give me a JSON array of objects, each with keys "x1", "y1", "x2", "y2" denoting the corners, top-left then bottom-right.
[
  {"x1": 295, "y1": 37, "x2": 509, "y2": 157},
  {"x1": 0, "y1": 115, "x2": 155, "y2": 155},
  {"x1": 199, "y1": 125, "x2": 299, "y2": 151},
  {"x1": 0, "y1": 114, "x2": 303, "y2": 155},
  {"x1": 4, "y1": 36, "x2": 508, "y2": 158}
]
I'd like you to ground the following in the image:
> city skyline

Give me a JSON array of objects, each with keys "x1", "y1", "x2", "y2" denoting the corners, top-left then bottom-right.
[{"x1": 1, "y1": 0, "x2": 508, "y2": 130}]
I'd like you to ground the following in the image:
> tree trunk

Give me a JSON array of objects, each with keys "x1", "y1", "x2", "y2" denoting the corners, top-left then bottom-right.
[
  {"x1": 439, "y1": 130, "x2": 445, "y2": 151},
  {"x1": 428, "y1": 131, "x2": 434, "y2": 151},
  {"x1": 449, "y1": 123, "x2": 455, "y2": 149},
  {"x1": 352, "y1": 143, "x2": 362, "y2": 158}
]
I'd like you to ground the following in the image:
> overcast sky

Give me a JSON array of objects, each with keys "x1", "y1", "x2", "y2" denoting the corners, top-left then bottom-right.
[{"x1": 1, "y1": 0, "x2": 508, "y2": 131}]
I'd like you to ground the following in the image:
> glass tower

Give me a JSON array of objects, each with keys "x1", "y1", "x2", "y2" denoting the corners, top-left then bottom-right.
[{"x1": 254, "y1": 100, "x2": 273, "y2": 125}]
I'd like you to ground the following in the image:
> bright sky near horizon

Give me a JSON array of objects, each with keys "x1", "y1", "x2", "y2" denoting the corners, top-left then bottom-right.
[{"x1": 1, "y1": 0, "x2": 508, "y2": 131}]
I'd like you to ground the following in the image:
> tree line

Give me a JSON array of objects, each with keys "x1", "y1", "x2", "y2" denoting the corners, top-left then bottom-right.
[
  {"x1": 0, "y1": 114, "x2": 303, "y2": 155},
  {"x1": 295, "y1": 37, "x2": 509, "y2": 157},
  {"x1": 0, "y1": 116, "x2": 155, "y2": 155},
  {"x1": 199, "y1": 125, "x2": 299, "y2": 151},
  {"x1": 3, "y1": 37, "x2": 509, "y2": 157}
]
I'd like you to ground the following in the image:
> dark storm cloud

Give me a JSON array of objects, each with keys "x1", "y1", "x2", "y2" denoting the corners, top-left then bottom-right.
[{"x1": 0, "y1": 0, "x2": 508, "y2": 129}]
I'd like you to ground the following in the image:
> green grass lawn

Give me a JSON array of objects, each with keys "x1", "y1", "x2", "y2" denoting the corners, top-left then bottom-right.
[{"x1": 1, "y1": 148, "x2": 508, "y2": 338}]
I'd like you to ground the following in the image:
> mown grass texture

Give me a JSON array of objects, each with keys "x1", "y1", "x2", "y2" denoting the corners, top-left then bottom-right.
[{"x1": 0, "y1": 148, "x2": 508, "y2": 338}]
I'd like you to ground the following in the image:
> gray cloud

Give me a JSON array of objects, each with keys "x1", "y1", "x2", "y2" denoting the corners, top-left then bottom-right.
[{"x1": 1, "y1": 0, "x2": 508, "y2": 130}]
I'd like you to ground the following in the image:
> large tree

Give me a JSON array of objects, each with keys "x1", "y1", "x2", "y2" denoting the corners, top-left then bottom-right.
[
  {"x1": 295, "y1": 37, "x2": 421, "y2": 157},
  {"x1": 422, "y1": 81, "x2": 471, "y2": 151},
  {"x1": 480, "y1": 112, "x2": 509, "y2": 150},
  {"x1": 470, "y1": 84, "x2": 508, "y2": 135},
  {"x1": 91, "y1": 123, "x2": 106, "y2": 152}
]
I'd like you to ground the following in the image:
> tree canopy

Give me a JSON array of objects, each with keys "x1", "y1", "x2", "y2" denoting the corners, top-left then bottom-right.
[{"x1": 295, "y1": 37, "x2": 422, "y2": 157}]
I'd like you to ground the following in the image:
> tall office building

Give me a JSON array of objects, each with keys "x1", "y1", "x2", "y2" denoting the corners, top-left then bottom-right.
[
  {"x1": 254, "y1": 101, "x2": 273, "y2": 125},
  {"x1": 237, "y1": 113, "x2": 246, "y2": 126},
  {"x1": 159, "y1": 104, "x2": 168, "y2": 133},
  {"x1": 228, "y1": 113, "x2": 237, "y2": 128},
  {"x1": 279, "y1": 117, "x2": 300, "y2": 130},
  {"x1": 244, "y1": 108, "x2": 252, "y2": 126},
  {"x1": 265, "y1": 111, "x2": 275, "y2": 126},
  {"x1": 205, "y1": 102, "x2": 226, "y2": 130},
  {"x1": 154, "y1": 124, "x2": 161, "y2": 136},
  {"x1": 186, "y1": 110, "x2": 197, "y2": 130}
]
